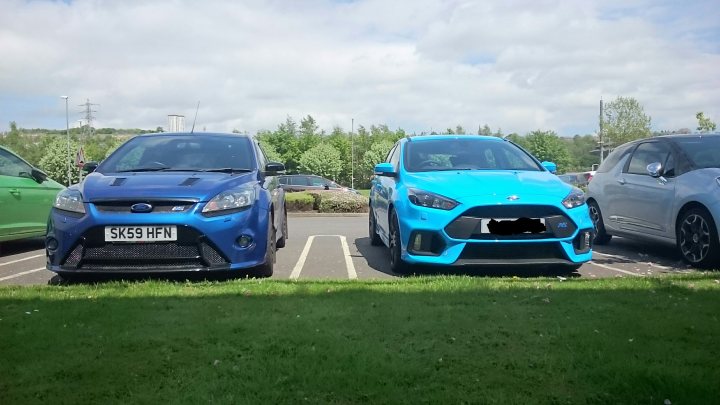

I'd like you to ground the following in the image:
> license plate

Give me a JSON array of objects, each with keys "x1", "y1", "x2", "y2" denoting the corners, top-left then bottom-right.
[
  {"x1": 104, "y1": 226, "x2": 177, "y2": 242},
  {"x1": 480, "y1": 218, "x2": 546, "y2": 234}
]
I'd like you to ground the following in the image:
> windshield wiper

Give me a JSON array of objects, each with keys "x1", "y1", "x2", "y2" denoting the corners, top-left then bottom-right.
[
  {"x1": 117, "y1": 167, "x2": 175, "y2": 173},
  {"x1": 199, "y1": 168, "x2": 254, "y2": 173}
]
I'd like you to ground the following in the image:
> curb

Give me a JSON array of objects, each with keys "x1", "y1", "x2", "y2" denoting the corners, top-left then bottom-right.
[{"x1": 288, "y1": 212, "x2": 368, "y2": 217}]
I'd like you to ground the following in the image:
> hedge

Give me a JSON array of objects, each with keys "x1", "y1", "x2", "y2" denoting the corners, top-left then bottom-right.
[
  {"x1": 284, "y1": 190, "x2": 369, "y2": 213},
  {"x1": 284, "y1": 192, "x2": 315, "y2": 211}
]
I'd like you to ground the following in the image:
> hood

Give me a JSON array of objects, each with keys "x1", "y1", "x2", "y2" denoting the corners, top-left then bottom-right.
[
  {"x1": 78, "y1": 171, "x2": 257, "y2": 202},
  {"x1": 404, "y1": 170, "x2": 574, "y2": 200}
]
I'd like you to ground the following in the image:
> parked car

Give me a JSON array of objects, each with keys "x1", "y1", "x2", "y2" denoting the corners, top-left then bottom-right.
[
  {"x1": 279, "y1": 174, "x2": 358, "y2": 193},
  {"x1": 587, "y1": 133, "x2": 720, "y2": 268},
  {"x1": 0, "y1": 145, "x2": 64, "y2": 242},
  {"x1": 368, "y1": 135, "x2": 594, "y2": 274},
  {"x1": 557, "y1": 171, "x2": 595, "y2": 187},
  {"x1": 45, "y1": 133, "x2": 288, "y2": 279},
  {"x1": 557, "y1": 173, "x2": 585, "y2": 187}
]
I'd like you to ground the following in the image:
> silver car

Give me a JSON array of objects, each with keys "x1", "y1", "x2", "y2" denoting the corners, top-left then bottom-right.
[{"x1": 587, "y1": 133, "x2": 720, "y2": 268}]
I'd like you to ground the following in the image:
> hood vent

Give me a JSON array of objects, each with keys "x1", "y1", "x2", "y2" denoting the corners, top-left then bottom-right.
[
  {"x1": 110, "y1": 178, "x2": 127, "y2": 186},
  {"x1": 179, "y1": 177, "x2": 201, "y2": 187}
]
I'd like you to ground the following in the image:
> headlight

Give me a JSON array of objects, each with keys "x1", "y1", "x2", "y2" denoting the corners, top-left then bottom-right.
[
  {"x1": 562, "y1": 187, "x2": 586, "y2": 209},
  {"x1": 202, "y1": 187, "x2": 255, "y2": 214},
  {"x1": 407, "y1": 188, "x2": 458, "y2": 210},
  {"x1": 54, "y1": 189, "x2": 85, "y2": 214}
]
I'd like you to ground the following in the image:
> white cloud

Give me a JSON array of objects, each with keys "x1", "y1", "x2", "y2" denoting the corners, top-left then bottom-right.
[{"x1": 0, "y1": 0, "x2": 718, "y2": 135}]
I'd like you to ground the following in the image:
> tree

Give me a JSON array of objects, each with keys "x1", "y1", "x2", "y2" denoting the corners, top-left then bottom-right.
[
  {"x1": 361, "y1": 140, "x2": 394, "y2": 182},
  {"x1": 478, "y1": 124, "x2": 492, "y2": 136},
  {"x1": 602, "y1": 96, "x2": 651, "y2": 146},
  {"x1": 38, "y1": 136, "x2": 82, "y2": 185},
  {"x1": 696, "y1": 112, "x2": 717, "y2": 133},
  {"x1": 298, "y1": 143, "x2": 342, "y2": 181},
  {"x1": 257, "y1": 139, "x2": 283, "y2": 163},
  {"x1": 523, "y1": 130, "x2": 572, "y2": 172}
]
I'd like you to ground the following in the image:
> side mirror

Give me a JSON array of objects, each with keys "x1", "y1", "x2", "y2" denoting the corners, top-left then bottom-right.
[
  {"x1": 265, "y1": 162, "x2": 285, "y2": 173},
  {"x1": 30, "y1": 167, "x2": 48, "y2": 184},
  {"x1": 646, "y1": 162, "x2": 663, "y2": 177},
  {"x1": 83, "y1": 161, "x2": 99, "y2": 173},
  {"x1": 324, "y1": 184, "x2": 330, "y2": 190},
  {"x1": 374, "y1": 162, "x2": 397, "y2": 177},
  {"x1": 541, "y1": 161, "x2": 557, "y2": 174}
]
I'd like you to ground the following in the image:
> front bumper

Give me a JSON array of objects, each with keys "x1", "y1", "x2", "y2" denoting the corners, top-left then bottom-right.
[
  {"x1": 396, "y1": 199, "x2": 594, "y2": 267},
  {"x1": 46, "y1": 202, "x2": 270, "y2": 274}
]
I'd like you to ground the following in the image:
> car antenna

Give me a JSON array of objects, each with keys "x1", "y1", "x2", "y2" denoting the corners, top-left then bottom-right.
[{"x1": 190, "y1": 101, "x2": 200, "y2": 133}]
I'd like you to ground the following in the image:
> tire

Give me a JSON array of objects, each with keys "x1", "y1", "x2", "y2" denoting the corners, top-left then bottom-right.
[
  {"x1": 676, "y1": 207, "x2": 720, "y2": 269},
  {"x1": 369, "y1": 207, "x2": 383, "y2": 246},
  {"x1": 254, "y1": 216, "x2": 276, "y2": 277},
  {"x1": 588, "y1": 200, "x2": 612, "y2": 245},
  {"x1": 276, "y1": 207, "x2": 288, "y2": 249},
  {"x1": 389, "y1": 209, "x2": 412, "y2": 275}
]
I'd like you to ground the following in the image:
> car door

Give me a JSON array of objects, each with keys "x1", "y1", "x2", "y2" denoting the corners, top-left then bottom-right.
[
  {"x1": 614, "y1": 141, "x2": 676, "y2": 238},
  {"x1": 0, "y1": 148, "x2": 58, "y2": 239},
  {"x1": 372, "y1": 143, "x2": 401, "y2": 238}
]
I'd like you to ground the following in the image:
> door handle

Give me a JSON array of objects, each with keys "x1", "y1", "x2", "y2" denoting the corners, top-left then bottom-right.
[
  {"x1": 9, "y1": 188, "x2": 20, "y2": 196},
  {"x1": 616, "y1": 178, "x2": 626, "y2": 185}
]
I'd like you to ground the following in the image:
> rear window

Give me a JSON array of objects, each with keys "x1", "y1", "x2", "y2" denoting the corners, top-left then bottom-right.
[{"x1": 596, "y1": 143, "x2": 633, "y2": 173}]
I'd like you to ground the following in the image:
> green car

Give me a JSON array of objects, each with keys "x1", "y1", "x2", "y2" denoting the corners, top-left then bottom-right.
[{"x1": 0, "y1": 145, "x2": 65, "y2": 242}]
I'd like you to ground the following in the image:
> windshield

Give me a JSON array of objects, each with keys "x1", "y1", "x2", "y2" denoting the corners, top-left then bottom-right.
[
  {"x1": 675, "y1": 136, "x2": 720, "y2": 169},
  {"x1": 98, "y1": 135, "x2": 256, "y2": 173},
  {"x1": 403, "y1": 138, "x2": 542, "y2": 172}
]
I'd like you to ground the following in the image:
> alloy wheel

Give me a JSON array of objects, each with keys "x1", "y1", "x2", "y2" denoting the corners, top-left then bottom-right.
[{"x1": 679, "y1": 213, "x2": 710, "y2": 263}]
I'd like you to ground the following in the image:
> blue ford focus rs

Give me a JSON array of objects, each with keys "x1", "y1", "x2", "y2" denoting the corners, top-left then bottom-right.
[
  {"x1": 368, "y1": 135, "x2": 594, "y2": 274},
  {"x1": 46, "y1": 133, "x2": 287, "y2": 279}
]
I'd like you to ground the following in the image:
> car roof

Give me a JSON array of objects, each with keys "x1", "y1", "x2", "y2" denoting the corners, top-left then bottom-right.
[
  {"x1": 134, "y1": 132, "x2": 253, "y2": 140},
  {"x1": 400, "y1": 134, "x2": 504, "y2": 144}
]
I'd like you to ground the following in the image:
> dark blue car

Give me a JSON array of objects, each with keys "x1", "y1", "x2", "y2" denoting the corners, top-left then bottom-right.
[{"x1": 46, "y1": 133, "x2": 288, "y2": 279}]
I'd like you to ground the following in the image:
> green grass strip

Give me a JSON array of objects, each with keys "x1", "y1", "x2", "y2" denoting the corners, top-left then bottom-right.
[{"x1": 1, "y1": 274, "x2": 718, "y2": 404}]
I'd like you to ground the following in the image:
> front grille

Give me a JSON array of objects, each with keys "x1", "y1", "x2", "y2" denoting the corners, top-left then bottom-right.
[
  {"x1": 445, "y1": 205, "x2": 576, "y2": 240},
  {"x1": 456, "y1": 242, "x2": 569, "y2": 265},
  {"x1": 461, "y1": 204, "x2": 565, "y2": 218},
  {"x1": 93, "y1": 200, "x2": 196, "y2": 213},
  {"x1": 61, "y1": 226, "x2": 229, "y2": 271}
]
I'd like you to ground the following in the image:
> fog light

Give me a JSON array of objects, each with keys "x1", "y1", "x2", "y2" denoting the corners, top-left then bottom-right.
[
  {"x1": 46, "y1": 237, "x2": 58, "y2": 251},
  {"x1": 236, "y1": 235, "x2": 253, "y2": 248},
  {"x1": 413, "y1": 233, "x2": 422, "y2": 251}
]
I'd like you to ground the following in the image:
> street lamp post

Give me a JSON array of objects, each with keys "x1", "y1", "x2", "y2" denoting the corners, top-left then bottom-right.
[
  {"x1": 351, "y1": 118, "x2": 354, "y2": 190},
  {"x1": 61, "y1": 96, "x2": 71, "y2": 185}
]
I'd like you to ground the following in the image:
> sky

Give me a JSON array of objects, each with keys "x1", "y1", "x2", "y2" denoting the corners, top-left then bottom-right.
[{"x1": 1, "y1": 0, "x2": 719, "y2": 136}]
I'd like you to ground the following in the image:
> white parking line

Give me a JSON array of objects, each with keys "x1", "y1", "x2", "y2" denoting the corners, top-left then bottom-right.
[
  {"x1": 0, "y1": 254, "x2": 44, "y2": 267},
  {"x1": 0, "y1": 268, "x2": 46, "y2": 282},
  {"x1": 593, "y1": 251, "x2": 673, "y2": 270},
  {"x1": 289, "y1": 235, "x2": 357, "y2": 280},
  {"x1": 589, "y1": 261, "x2": 645, "y2": 277}
]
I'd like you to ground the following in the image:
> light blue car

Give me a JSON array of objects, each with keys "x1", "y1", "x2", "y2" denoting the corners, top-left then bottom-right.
[{"x1": 368, "y1": 135, "x2": 594, "y2": 274}]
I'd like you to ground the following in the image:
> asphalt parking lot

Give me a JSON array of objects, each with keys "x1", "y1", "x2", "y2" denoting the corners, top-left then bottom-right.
[{"x1": 0, "y1": 214, "x2": 699, "y2": 286}]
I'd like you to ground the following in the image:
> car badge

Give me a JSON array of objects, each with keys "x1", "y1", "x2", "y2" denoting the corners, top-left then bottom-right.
[
  {"x1": 506, "y1": 195, "x2": 520, "y2": 201},
  {"x1": 130, "y1": 203, "x2": 153, "y2": 213},
  {"x1": 172, "y1": 206, "x2": 185, "y2": 212}
]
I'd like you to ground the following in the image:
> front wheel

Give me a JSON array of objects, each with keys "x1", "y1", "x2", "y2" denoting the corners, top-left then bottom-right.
[
  {"x1": 677, "y1": 207, "x2": 720, "y2": 269},
  {"x1": 254, "y1": 216, "x2": 276, "y2": 277},
  {"x1": 369, "y1": 207, "x2": 382, "y2": 246},
  {"x1": 389, "y1": 210, "x2": 412, "y2": 275},
  {"x1": 588, "y1": 200, "x2": 612, "y2": 245},
  {"x1": 276, "y1": 207, "x2": 288, "y2": 249}
]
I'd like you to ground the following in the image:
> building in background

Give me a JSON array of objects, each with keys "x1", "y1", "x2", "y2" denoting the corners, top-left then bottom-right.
[{"x1": 168, "y1": 115, "x2": 185, "y2": 132}]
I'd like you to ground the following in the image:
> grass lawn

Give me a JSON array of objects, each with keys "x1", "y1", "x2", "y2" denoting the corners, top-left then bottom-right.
[{"x1": 1, "y1": 275, "x2": 719, "y2": 404}]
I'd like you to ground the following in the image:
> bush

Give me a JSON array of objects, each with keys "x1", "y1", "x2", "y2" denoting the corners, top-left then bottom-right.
[
  {"x1": 285, "y1": 192, "x2": 314, "y2": 211},
  {"x1": 313, "y1": 191, "x2": 369, "y2": 213}
]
